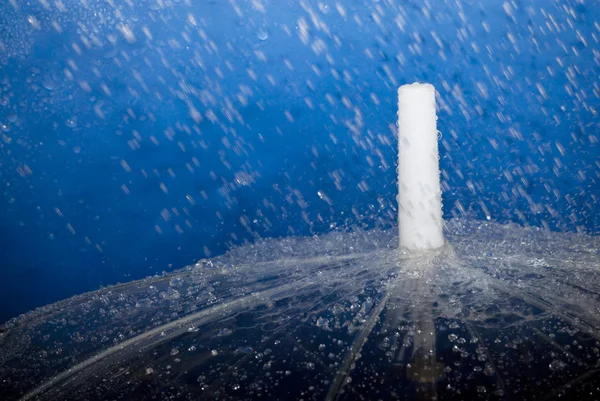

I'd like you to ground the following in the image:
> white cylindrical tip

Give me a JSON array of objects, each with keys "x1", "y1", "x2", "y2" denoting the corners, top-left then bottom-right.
[{"x1": 397, "y1": 83, "x2": 444, "y2": 250}]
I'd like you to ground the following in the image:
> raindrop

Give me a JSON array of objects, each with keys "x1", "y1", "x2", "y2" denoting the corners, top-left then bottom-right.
[
  {"x1": 103, "y1": 49, "x2": 118, "y2": 59},
  {"x1": 42, "y1": 78, "x2": 56, "y2": 91},
  {"x1": 149, "y1": 2, "x2": 162, "y2": 11},
  {"x1": 257, "y1": 28, "x2": 269, "y2": 41}
]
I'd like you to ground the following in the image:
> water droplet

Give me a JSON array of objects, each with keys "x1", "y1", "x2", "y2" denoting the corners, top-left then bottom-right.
[
  {"x1": 257, "y1": 28, "x2": 269, "y2": 41},
  {"x1": 211, "y1": 349, "x2": 218, "y2": 356},
  {"x1": 169, "y1": 277, "x2": 184, "y2": 288},
  {"x1": 216, "y1": 328, "x2": 232, "y2": 337},
  {"x1": 235, "y1": 346, "x2": 253, "y2": 354},
  {"x1": 42, "y1": 79, "x2": 56, "y2": 91},
  {"x1": 65, "y1": 118, "x2": 77, "y2": 128},
  {"x1": 549, "y1": 359, "x2": 567, "y2": 371}
]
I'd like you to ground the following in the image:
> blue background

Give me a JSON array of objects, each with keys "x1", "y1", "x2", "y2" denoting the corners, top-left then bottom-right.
[{"x1": 0, "y1": 0, "x2": 598, "y2": 323}]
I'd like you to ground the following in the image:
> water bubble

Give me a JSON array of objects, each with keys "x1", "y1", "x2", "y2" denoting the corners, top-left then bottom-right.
[
  {"x1": 211, "y1": 349, "x2": 218, "y2": 356},
  {"x1": 65, "y1": 118, "x2": 77, "y2": 128}
]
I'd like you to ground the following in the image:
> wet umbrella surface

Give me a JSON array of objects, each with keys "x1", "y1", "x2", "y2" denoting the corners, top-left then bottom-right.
[
  {"x1": 1, "y1": 219, "x2": 600, "y2": 400},
  {"x1": 0, "y1": 1, "x2": 599, "y2": 400}
]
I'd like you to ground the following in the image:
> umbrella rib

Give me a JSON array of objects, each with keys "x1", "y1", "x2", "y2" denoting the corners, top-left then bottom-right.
[{"x1": 325, "y1": 291, "x2": 391, "y2": 400}]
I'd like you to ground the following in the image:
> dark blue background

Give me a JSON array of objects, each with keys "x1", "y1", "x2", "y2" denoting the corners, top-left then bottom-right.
[{"x1": 0, "y1": 0, "x2": 598, "y2": 323}]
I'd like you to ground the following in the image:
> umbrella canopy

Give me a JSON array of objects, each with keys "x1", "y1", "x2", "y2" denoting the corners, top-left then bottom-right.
[{"x1": 1, "y1": 218, "x2": 599, "y2": 400}]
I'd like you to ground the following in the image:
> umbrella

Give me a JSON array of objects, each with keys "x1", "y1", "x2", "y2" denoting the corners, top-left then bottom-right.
[{"x1": 1, "y1": 84, "x2": 599, "y2": 401}]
